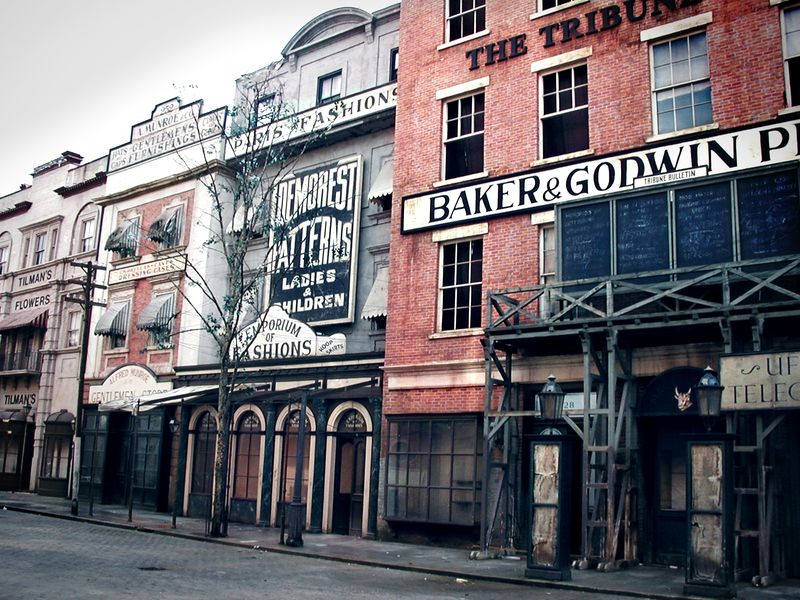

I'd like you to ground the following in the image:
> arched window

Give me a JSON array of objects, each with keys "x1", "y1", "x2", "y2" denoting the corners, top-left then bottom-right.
[
  {"x1": 191, "y1": 412, "x2": 217, "y2": 495},
  {"x1": 72, "y1": 204, "x2": 99, "y2": 255},
  {"x1": 280, "y1": 409, "x2": 312, "y2": 505},
  {"x1": 338, "y1": 410, "x2": 367, "y2": 433},
  {"x1": 0, "y1": 231, "x2": 11, "y2": 275},
  {"x1": 233, "y1": 412, "x2": 261, "y2": 500},
  {"x1": 40, "y1": 410, "x2": 74, "y2": 480}
]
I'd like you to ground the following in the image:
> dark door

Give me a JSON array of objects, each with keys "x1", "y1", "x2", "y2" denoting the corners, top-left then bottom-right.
[
  {"x1": 332, "y1": 438, "x2": 365, "y2": 535},
  {"x1": 103, "y1": 412, "x2": 132, "y2": 504},
  {"x1": 132, "y1": 412, "x2": 165, "y2": 510}
]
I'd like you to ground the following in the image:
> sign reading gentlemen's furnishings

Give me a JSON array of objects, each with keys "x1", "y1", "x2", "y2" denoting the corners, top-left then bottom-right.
[
  {"x1": 88, "y1": 364, "x2": 172, "y2": 406},
  {"x1": 269, "y1": 155, "x2": 362, "y2": 326},
  {"x1": 721, "y1": 351, "x2": 800, "y2": 410}
]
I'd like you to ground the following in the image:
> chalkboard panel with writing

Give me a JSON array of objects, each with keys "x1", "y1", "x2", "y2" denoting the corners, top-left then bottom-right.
[
  {"x1": 738, "y1": 170, "x2": 800, "y2": 260},
  {"x1": 615, "y1": 193, "x2": 670, "y2": 276},
  {"x1": 675, "y1": 181, "x2": 733, "y2": 268},
  {"x1": 560, "y1": 201, "x2": 611, "y2": 281}
]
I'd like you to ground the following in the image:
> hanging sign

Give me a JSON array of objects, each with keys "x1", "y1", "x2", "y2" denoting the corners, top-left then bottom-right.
[
  {"x1": 721, "y1": 351, "x2": 800, "y2": 410},
  {"x1": 88, "y1": 364, "x2": 172, "y2": 405}
]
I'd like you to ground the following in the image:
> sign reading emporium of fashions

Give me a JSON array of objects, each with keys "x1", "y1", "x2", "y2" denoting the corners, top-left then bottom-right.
[
  {"x1": 231, "y1": 305, "x2": 346, "y2": 361},
  {"x1": 721, "y1": 351, "x2": 800, "y2": 410},
  {"x1": 269, "y1": 155, "x2": 362, "y2": 325},
  {"x1": 230, "y1": 83, "x2": 397, "y2": 158},
  {"x1": 108, "y1": 98, "x2": 226, "y2": 171},
  {"x1": 402, "y1": 118, "x2": 800, "y2": 233},
  {"x1": 87, "y1": 364, "x2": 172, "y2": 406}
]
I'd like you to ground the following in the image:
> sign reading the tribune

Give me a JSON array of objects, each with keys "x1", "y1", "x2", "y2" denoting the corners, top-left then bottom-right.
[{"x1": 401, "y1": 119, "x2": 800, "y2": 233}]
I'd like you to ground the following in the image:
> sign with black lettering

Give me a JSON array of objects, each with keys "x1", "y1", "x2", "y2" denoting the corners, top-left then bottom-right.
[
  {"x1": 721, "y1": 351, "x2": 800, "y2": 410},
  {"x1": 12, "y1": 293, "x2": 52, "y2": 312},
  {"x1": 269, "y1": 155, "x2": 362, "y2": 326},
  {"x1": 14, "y1": 267, "x2": 55, "y2": 292}
]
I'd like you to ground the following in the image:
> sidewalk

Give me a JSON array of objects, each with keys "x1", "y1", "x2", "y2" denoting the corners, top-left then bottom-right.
[{"x1": 1, "y1": 491, "x2": 797, "y2": 600}]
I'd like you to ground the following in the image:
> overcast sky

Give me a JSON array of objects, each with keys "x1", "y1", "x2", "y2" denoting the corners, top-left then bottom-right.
[{"x1": 0, "y1": 0, "x2": 395, "y2": 197}]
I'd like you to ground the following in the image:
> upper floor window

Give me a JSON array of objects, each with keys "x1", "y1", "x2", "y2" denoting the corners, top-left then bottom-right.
[
  {"x1": 66, "y1": 311, "x2": 81, "y2": 347},
  {"x1": 0, "y1": 243, "x2": 9, "y2": 275},
  {"x1": 137, "y1": 292, "x2": 176, "y2": 348},
  {"x1": 389, "y1": 48, "x2": 399, "y2": 82},
  {"x1": 541, "y1": 0, "x2": 577, "y2": 9},
  {"x1": 783, "y1": 6, "x2": 800, "y2": 107},
  {"x1": 94, "y1": 300, "x2": 130, "y2": 350},
  {"x1": 79, "y1": 216, "x2": 96, "y2": 253},
  {"x1": 446, "y1": 0, "x2": 486, "y2": 43},
  {"x1": 33, "y1": 232, "x2": 47, "y2": 265},
  {"x1": 541, "y1": 63, "x2": 589, "y2": 159},
  {"x1": 146, "y1": 206, "x2": 183, "y2": 250},
  {"x1": 443, "y1": 93, "x2": 485, "y2": 180},
  {"x1": 255, "y1": 93, "x2": 277, "y2": 125},
  {"x1": 651, "y1": 31, "x2": 711, "y2": 135},
  {"x1": 439, "y1": 238, "x2": 483, "y2": 331},
  {"x1": 317, "y1": 71, "x2": 342, "y2": 105},
  {"x1": 105, "y1": 216, "x2": 140, "y2": 259}
]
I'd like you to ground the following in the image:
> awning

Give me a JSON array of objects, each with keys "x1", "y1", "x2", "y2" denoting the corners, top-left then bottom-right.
[
  {"x1": 104, "y1": 221, "x2": 138, "y2": 257},
  {"x1": 136, "y1": 295, "x2": 175, "y2": 331},
  {"x1": 226, "y1": 205, "x2": 246, "y2": 235},
  {"x1": 98, "y1": 396, "x2": 141, "y2": 413},
  {"x1": 146, "y1": 205, "x2": 181, "y2": 243},
  {"x1": 0, "y1": 307, "x2": 48, "y2": 332},
  {"x1": 367, "y1": 160, "x2": 393, "y2": 203},
  {"x1": 138, "y1": 383, "x2": 263, "y2": 412},
  {"x1": 361, "y1": 267, "x2": 388, "y2": 320},
  {"x1": 94, "y1": 302, "x2": 129, "y2": 337}
]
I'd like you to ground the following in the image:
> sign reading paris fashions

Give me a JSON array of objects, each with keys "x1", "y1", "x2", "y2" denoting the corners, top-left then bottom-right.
[{"x1": 401, "y1": 119, "x2": 800, "y2": 233}]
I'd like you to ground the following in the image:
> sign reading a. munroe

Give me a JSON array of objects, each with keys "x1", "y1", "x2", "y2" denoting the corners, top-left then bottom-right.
[
  {"x1": 108, "y1": 98, "x2": 226, "y2": 172},
  {"x1": 721, "y1": 351, "x2": 800, "y2": 410},
  {"x1": 269, "y1": 155, "x2": 362, "y2": 326}
]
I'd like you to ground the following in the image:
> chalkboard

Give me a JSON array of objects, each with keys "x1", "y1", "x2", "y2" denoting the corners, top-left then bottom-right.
[
  {"x1": 560, "y1": 202, "x2": 611, "y2": 281},
  {"x1": 738, "y1": 170, "x2": 800, "y2": 260},
  {"x1": 615, "y1": 193, "x2": 670, "y2": 275},
  {"x1": 675, "y1": 182, "x2": 733, "y2": 268}
]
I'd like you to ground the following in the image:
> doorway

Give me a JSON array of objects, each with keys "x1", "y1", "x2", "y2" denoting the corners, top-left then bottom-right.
[{"x1": 331, "y1": 408, "x2": 368, "y2": 536}]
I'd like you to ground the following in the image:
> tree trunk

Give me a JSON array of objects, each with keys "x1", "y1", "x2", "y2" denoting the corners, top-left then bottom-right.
[{"x1": 210, "y1": 368, "x2": 232, "y2": 537}]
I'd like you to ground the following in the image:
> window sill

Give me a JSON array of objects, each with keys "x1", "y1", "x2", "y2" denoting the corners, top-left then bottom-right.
[
  {"x1": 645, "y1": 122, "x2": 718, "y2": 144},
  {"x1": 531, "y1": 148, "x2": 594, "y2": 168},
  {"x1": 432, "y1": 171, "x2": 489, "y2": 188},
  {"x1": 778, "y1": 105, "x2": 800, "y2": 116},
  {"x1": 437, "y1": 29, "x2": 491, "y2": 52},
  {"x1": 530, "y1": 0, "x2": 590, "y2": 21},
  {"x1": 429, "y1": 328, "x2": 484, "y2": 340},
  {"x1": 104, "y1": 347, "x2": 129, "y2": 355}
]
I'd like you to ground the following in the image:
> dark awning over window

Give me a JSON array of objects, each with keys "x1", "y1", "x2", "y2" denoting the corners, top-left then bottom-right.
[
  {"x1": 0, "y1": 306, "x2": 48, "y2": 332},
  {"x1": 367, "y1": 160, "x2": 393, "y2": 203},
  {"x1": 136, "y1": 295, "x2": 175, "y2": 331},
  {"x1": 94, "y1": 302, "x2": 129, "y2": 337},
  {"x1": 104, "y1": 221, "x2": 138, "y2": 256},
  {"x1": 147, "y1": 206, "x2": 181, "y2": 243},
  {"x1": 361, "y1": 267, "x2": 388, "y2": 320}
]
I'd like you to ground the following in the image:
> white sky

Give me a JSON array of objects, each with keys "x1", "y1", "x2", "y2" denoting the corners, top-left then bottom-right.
[{"x1": 0, "y1": 0, "x2": 395, "y2": 197}]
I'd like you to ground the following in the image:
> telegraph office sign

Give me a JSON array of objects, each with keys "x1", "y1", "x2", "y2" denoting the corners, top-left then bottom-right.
[{"x1": 721, "y1": 351, "x2": 800, "y2": 410}]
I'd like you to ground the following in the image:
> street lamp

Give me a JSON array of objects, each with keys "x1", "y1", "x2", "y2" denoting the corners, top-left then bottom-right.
[
  {"x1": 538, "y1": 375, "x2": 565, "y2": 421},
  {"x1": 285, "y1": 390, "x2": 309, "y2": 547},
  {"x1": 694, "y1": 366, "x2": 724, "y2": 431}
]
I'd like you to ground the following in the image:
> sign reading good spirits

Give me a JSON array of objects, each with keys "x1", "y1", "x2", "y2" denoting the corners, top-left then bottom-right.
[
  {"x1": 269, "y1": 155, "x2": 362, "y2": 325},
  {"x1": 231, "y1": 305, "x2": 346, "y2": 361},
  {"x1": 721, "y1": 351, "x2": 800, "y2": 410},
  {"x1": 108, "y1": 255, "x2": 186, "y2": 285},
  {"x1": 88, "y1": 364, "x2": 172, "y2": 405},
  {"x1": 402, "y1": 118, "x2": 800, "y2": 233}
]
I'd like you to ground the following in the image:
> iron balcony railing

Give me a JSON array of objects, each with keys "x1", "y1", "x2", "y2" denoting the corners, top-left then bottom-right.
[
  {"x1": 0, "y1": 351, "x2": 43, "y2": 373},
  {"x1": 486, "y1": 254, "x2": 800, "y2": 338}
]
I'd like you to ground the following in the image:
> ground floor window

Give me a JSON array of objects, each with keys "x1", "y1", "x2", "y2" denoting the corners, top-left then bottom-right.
[
  {"x1": 191, "y1": 412, "x2": 216, "y2": 495},
  {"x1": 234, "y1": 412, "x2": 261, "y2": 500},
  {"x1": 385, "y1": 416, "x2": 481, "y2": 525},
  {"x1": 1, "y1": 433, "x2": 19, "y2": 474},
  {"x1": 279, "y1": 409, "x2": 312, "y2": 505},
  {"x1": 40, "y1": 412, "x2": 74, "y2": 480}
]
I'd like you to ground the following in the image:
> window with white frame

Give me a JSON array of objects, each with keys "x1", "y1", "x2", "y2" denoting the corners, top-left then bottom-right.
[
  {"x1": 0, "y1": 244, "x2": 8, "y2": 275},
  {"x1": 317, "y1": 71, "x2": 342, "y2": 105},
  {"x1": 49, "y1": 227, "x2": 58, "y2": 261},
  {"x1": 541, "y1": 63, "x2": 589, "y2": 159},
  {"x1": 66, "y1": 311, "x2": 81, "y2": 347},
  {"x1": 389, "y1": 47, "x2": 399, "y2": 82},
  {"x1": 440, "y1": 238, "x2": 483, "y2": 331},
  {"x1": 79, "y1": 217, "x2": 96, "y2": 253},
  {"x1": 444, "y1": 93, "x2": 485, "y2": 180},
  {"x1": 783, "y1": 6, "x2": 800, "y2": 107},
  {"x1": 651, "y1": 31, "x2": 712, "y2": 135},
  {"x1": 540, "y1": 0, "x2": 578, "y2": 11},
  {"x1": 33, "y1": 232, "x2": 47, "y2": 265},
  {"x1": 255, "y1": 93, "x2": 277, "y2": 125},
  {"x1": 446, "y1": 0, "x2": 486, "y2": 43},
  {"x1": 539, "y1": 224, "x2": 556, "y2": 317}
]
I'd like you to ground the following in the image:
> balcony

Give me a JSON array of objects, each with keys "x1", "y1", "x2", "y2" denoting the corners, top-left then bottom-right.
[{"x1": 0, "y1": 351, "x2": 43, "y2": 374}]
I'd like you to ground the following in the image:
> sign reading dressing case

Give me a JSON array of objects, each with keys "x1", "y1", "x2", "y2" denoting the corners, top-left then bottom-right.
[{"x1": 721, "y1": 351, "x2": 800, "y2": 410}]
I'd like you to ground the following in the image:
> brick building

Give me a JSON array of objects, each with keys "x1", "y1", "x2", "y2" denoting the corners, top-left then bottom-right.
[{"x1": 387, "y1": 0, "x2": 800, "y2": 587}]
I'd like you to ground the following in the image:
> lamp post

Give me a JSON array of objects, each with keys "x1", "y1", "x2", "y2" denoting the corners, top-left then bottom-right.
[
  {"x1": 695, "y1": 366, "x2": 724, "y2": 431},
  {"x1": 526, "y1": 375, "x2": 572, "y2": 581},
  {"x1": 17, "y1": 399, "x2": 34, "y2": 491},
  {"x1": 169, "y1": 415, "x2": 180, "y2": 529},
  {"x1": 285, "y1": 390, "x2": 309, "y2": 547}
]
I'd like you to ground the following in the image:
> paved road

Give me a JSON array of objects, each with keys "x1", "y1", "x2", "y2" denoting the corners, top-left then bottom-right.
[{"x1": 0, "y1": 510, "x2": 635, "y2": 600}]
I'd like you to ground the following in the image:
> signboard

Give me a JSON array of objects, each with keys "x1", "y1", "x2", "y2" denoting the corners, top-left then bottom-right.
[
  {"x1": 88, "y1": 364, "x2": 172, "y2": 405},
  {"x1": 231, "y1": 305, "x2": 346, "y2": 361},
  {"x1": 108, "y1": 98, "x2": 226, "y2": 171},
  {"x1": 721, "y1": 351, "x2": 800, "y2": 410},
  {"x1": 108, "y1": 255, "x2": 186, "y2": 285},
  {"x1": 11, "y1": 291, "x2": 52, "y2": 312},
  {"x1": 13, "y1": 266, "x2": 56, "y2": 292},
  {"x1": 230, "y1": 83, "x2": 397, "y2": 158},
  {"x1": 402, "y1": 118, "x2": 800, "y2": 233},
  {"x1": 269, "y1": 155, "x2": 362, "y2": 325},
  {"x1": 2, "y1": 385, "x2": 38, "y2": 409}
]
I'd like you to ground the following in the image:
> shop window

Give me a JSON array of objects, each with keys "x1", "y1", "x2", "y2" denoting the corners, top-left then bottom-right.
[
  {"x1": 389, "y1": 47, "x2": 399, "y2": 82},
  {"x1": 440, "y1": 238, "x2": 483, "y2": 331},
  {"x1": 317, "y1": 71, "x2": 342, "y2": 105},
  {"x1": 541, "y1": 63, "x2": 589, "y2": 159},
  {"x1": 0, "y1": 432, "x2": 20, "y2": 474},
  {"x1": 40, "y1": 412, "x2": 74, "y2": 480},
  {"x1": 443, "y1": 92, "x2": 485, "y2": 180},
  {"x1": 385, "y1": 416, "x2": 481, "y2": 525},
  {"x1": 651, "y1": 32, "x2": 712, "y2": 135},
  {"x1": 191, "y1": 412, "x2": 217, "y2": 495},
  {"x1": 233, "y1": 412, "x2": 261, "y2": 500},
  {"x1": 66, "y1": 310, "x2": 81, "y2": 347},
  {"x1": 783, "y1": 6, "x2": 800, "y2": 107},
  {"x1": 446, "y1": 0, "x2": 486, "y2": 43}
]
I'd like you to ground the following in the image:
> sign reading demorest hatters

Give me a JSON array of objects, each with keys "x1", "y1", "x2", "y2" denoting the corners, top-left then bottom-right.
[
  {"x1": 88, "y1": 364, "x2": 172, "y2": 405},
  {"x1": 108, "y1": 98, "x2": 226, "y2": 172},
  {"x1": 269, "y1": 155, "x2": 362, "y2": 326},
  {"x1": 402, "y1": 118, "x2": 800, "y2": 233},
  {"x1": 231, "y1": 305, "x2": 346, "y2": 361}
]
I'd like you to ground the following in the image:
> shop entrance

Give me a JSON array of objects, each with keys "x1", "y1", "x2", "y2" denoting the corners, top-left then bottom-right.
[
  {"x1": 773, "y1": 411, "x2": 800, "y2": 578},
  {"x1": 331, "y1": 409, "x2": 368, "y2": 536}
]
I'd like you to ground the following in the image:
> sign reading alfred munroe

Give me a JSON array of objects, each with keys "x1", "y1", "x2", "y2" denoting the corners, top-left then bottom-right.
[
  {"x1": 88, "y1": 364, "x2": 172, "y2": 405},
  {"x1": 269, "y1": 155, "x2": 362, "y2": 326},
  {"x1": 721, "y1": 351, "x2": 800, "y2": 410},
  {"x1": 108, "y1": 98, "x2": 225, "y2": 171},
  {"x1": 402, "y1": 118, "x2": 800, "y2": 233}
]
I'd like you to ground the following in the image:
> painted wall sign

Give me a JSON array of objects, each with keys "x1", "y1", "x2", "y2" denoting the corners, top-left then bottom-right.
[
  {"x1": 539, "y1": 0, "x2": 702, "y2": 48},
  {"x1": 2, "y1": 388, "x2": 37, "y2": 409},
  {"x1": 721, "y1": 351, "x2": 800, "y2": 410},
  {"x1": 402, "y1": 118, "x2": 800, "y2": 233},
  {"x1": 108, "y1": 255, "x2": 186, "y2": 285},
  {"x1": 88, "y1": 364, "x2": 172, "y2": 405},
  {"x1": 230, "y1": 83, "x2": 397, "y2": 158},
  {"x1": 108, "y1": 98, "x2": 226, "y2": 171},
  {"x1": 12, "y1": 292, "x2": 52, "y2": 312},
  {"x1": 269, "y1": 155, "x2": 362, "y2": 325},
  {"x1": 231, "y1": 305, "x2": 346, "y2": 361},
  {"x1": 14, "y1": 266, "x2": 55, "y2": 292},
  {"x1": 466, "y1": 34, "x2": 528, "y2": 70}
]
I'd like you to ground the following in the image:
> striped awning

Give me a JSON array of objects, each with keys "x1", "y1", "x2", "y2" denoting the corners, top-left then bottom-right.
[
  {"x1": 146, "y1": 206, "x2": 181, "y2": 243},
  {"x1": 0, "y1": 306, "x2": 48, "y2": 332},
  {"x1": 94, "y1": 302, "x2": 129, "y2": 337},
  {"x1": 104, "y1": 220, "x2": 138, "y2": 256},
  {"x1": 136, "y1": 295, "x2": 174, "y2": 331},
  {"x1": 361, "y1": 267, "x2": 388, "y2": 320},
  {"x1": 367, "y1": 160, "x2": 393, "y2": 203}
]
